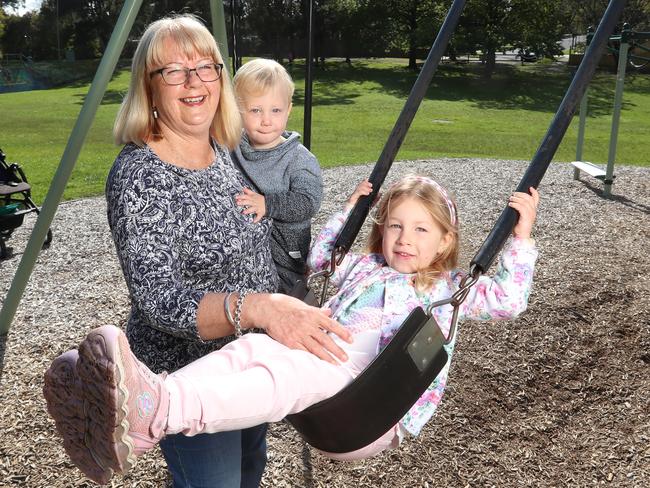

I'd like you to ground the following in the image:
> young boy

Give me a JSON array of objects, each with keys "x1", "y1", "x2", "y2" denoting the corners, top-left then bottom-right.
[{"x1": 232, "y1": 58, "x2": 323, "y2": 294}]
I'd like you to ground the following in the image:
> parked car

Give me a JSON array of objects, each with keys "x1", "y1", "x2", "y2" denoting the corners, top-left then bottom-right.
[{"x1": 518, "y1": 50, "x2": 538, "y2": 63}]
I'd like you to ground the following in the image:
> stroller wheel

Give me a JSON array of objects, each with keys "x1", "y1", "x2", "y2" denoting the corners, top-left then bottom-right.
[{"x1": 0, "y1": 238, "x2": 10, "y2": 260}]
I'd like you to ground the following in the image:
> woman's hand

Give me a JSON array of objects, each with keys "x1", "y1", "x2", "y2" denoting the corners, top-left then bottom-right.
[
  {"x1": 243, "y1": 293, "x2": 353, "y2": 364},
  {"x1": 344, "y1": 179, "x2": 374, "y2": 211},
  {"x1": 509, "y1": 187, "x2": 540, "y2": 240},
  {"x1": 236, "y1": 188, "x2": 266, "y2": 223}
]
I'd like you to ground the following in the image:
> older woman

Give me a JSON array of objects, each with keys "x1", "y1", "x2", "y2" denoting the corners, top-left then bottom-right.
[{"x1": 44, "y1": 14, "x2": 350, "y2": 488}]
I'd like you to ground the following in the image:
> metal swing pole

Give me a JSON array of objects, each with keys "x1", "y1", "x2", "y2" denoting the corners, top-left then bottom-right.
[
  {"x1": 228, "y1": 0, "x2": 239, "y2": 73},
  {"x1": 573, "y1": 27, "x2": 593, "y2": 181},
  {"x1": 604, "y1": 24, "x2": 631, "y2": 196},
  {"x1": 303, "y1": 0, "x2": 314, "y2": 150},
  {"x1": 0, "y1": 0, "x2": 144, "y2": 379},
  {"x1": 0, "y1": 6, "x2": 142, "y2": 310},
  {"x1": 209, "y1": 0, "x2": 231, "y2": 73},
  {"x1": 470, "y1": 0, "x2": 627, "y2": 275}
]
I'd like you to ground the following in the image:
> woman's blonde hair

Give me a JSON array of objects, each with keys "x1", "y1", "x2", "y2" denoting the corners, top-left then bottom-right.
[
  {"x1": 366, "y1": 175, "x2": 459, "y2": 291},
  {"x1": 233, "y1": 58, "x2": 295, "y2": 107},
  {"x1": 113, "y1": 14, "x2": 241, "y2": 150}
]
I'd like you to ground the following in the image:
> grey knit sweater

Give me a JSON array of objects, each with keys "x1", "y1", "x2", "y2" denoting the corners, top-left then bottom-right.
[{"x1": 231, "y1": 131, "x2": 323, "y2": 292}]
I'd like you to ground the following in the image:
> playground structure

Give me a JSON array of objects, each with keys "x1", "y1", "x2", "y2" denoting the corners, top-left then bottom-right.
[
  {"x1": 0, "y1": 0, "x2": 628, "y2": 455},
  {"x1": 572, "y1": 23, "x2": 650, "y2": 196}
]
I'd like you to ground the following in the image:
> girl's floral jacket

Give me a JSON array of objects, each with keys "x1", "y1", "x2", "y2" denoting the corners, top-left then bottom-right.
[{"x1": 307, "y1": 209, "x2": 538, "y2": 436}]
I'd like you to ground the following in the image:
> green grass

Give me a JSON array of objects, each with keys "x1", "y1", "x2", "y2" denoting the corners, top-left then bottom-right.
[{"x1": 1, "y1": 58, "x2": 649, "y2": 203}]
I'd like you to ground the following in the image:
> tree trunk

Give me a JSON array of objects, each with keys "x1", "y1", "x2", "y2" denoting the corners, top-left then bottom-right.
[
  {"x1": 407, "y1": 1, "x2": 418, "y2": 70},
  {"x1": 408, "y1": 44, "x2": 418, "y2": 70},
  {"x1": 483, "y1": 49, "x2": 497, "y2": 78}
]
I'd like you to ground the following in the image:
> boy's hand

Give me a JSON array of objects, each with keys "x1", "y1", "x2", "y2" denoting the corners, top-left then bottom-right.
[
  {"x1": 236, "y1": 188, "x2": 267, "y2": 223},
  {"x1": 509, "y1": 187, "x2": 540, "y2": 240},
  {"x1": 344, "y1": 179, "x2": 374, "y2": 211}
]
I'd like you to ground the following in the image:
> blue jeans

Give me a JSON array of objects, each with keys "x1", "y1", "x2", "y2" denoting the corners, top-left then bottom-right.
[{"x1": 159, "y1": 424, "x2": 268, "y2": 488}]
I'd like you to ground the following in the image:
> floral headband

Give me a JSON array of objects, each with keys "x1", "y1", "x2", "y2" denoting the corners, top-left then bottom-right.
[{"x1": 390, "y1": 175, "x2": 457, "y2": 227}]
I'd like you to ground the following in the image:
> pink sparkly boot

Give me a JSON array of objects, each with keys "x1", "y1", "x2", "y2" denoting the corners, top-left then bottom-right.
[{"x1": 43, "y1": 325, "x2": 170, "y2": 484}]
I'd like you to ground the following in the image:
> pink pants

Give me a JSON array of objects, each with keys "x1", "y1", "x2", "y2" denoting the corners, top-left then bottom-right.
[{"x1": 164, "y1": 333, "x2": 401, "y2": 460}]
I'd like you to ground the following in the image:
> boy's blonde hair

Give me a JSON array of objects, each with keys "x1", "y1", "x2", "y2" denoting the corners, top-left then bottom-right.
[
  {"x1": 366, "y1": 175, "x2": 460, "y2": 291},
  {"x1": 233, "y1": 58, "x2": 295, "y2": 107},
  {"x1": 113, "y1": 14, "x2": 241, "y2": 150}
]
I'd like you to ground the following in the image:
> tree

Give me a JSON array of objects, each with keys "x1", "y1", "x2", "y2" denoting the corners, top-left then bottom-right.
[
  {"x1": 456, "y1": 0, "x2": 516, "y2": 76},
  {"x1": 456, "y1": 0, "x2": 567, "y2": 78},
  {"x1": 62, "y1": 0, "x2": 124, "y2": 55},
  {"x1": 0, "y1": 12, "x2": 33, "y2": 56},
  {"x1": 0, "y1": 9, "x2": 6, "y2": 44},
  {"x1": 563, "y1": 0, "x2": 650, "y2": 32},
  {"x1": 383, "y1": 0, "x2": 444, "y2": 69},
  {"x1": 240, "y1": 0, "x2": 301, "y2": 61},
  {"x1": 623, "y1": 0, "x2": 650, "y2": 28},
  {"x1": 512, "y1": 0, "x2": 566, "y2": 57},
  {"x1": 144, "y1": 0, "x2": 212, "y2": 23},
  {"x1": 323, "y1": 0, "x2": 391, "y2": 61},
  {"x1": 30, "y1": 5, "x2": 60, "y2": 59},
  {"x1": 0, "y1": 0, "x2": 24, "y2": 11}
]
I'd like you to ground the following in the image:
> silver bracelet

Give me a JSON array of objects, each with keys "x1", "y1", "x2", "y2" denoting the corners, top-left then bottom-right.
[
  {"x1": 232, "y1": 291, "x2": 248, "y2": 337},
  {"x1": 224, "y1": 292, "x2": 236, "y2": 328}
]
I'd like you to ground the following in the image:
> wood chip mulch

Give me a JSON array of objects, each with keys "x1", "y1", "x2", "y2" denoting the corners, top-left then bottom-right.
[{"x1": 1, "y1": 158, "x2": 648, "y2": 487}]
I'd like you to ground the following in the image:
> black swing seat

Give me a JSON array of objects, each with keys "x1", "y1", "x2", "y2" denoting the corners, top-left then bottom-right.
[
  {"x1": 0, "y1": 147, "x2": 52, "y2": 259},
  {"x1": 286, "y1": 306, "x2": 449, "y2": 454}
]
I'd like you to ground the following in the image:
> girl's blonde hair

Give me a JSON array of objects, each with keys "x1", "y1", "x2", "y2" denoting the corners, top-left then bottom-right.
[
  {"x1": 366, "y1": 175, "x2": 459, "y2": 291},
  {"x1": 113, "y1": 14, "x2": 242, "y2": 150},
  {"x1": 233, "y1": 58, "x2": 295, "y2": 107}
]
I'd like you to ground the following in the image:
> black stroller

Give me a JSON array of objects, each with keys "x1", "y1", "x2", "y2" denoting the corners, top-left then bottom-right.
[{"x1": 0, "y1": 148, "x2": 52, "y2": 259}]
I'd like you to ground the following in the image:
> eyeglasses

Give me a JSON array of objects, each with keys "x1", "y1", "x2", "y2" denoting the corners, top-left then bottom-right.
[{"x1": 150, "y1": 63, "x2": 224, "y2": 85}]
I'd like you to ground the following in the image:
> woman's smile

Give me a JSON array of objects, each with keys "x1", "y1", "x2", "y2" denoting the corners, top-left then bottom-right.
[{"x1": 179, "y1": 95, "x2": 206, "y2": 104}]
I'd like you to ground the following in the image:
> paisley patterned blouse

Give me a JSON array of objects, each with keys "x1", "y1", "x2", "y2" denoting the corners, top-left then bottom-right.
[
  {"x1": 308, "y1": 209, "x2": 538, "y2": 435},
  {"x1": 106, "y1": 142, "x2": 278, "y2": 373}
]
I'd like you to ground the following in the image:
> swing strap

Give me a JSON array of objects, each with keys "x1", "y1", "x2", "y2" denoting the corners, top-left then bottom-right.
[{"x1": 469, "y1": 0, "x2": 626, "y2": 275}]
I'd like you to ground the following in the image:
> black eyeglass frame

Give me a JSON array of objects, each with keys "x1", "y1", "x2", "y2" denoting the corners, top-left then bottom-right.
[{"x1": 149, "y1": 63, "x2": 224, "y2": 85}]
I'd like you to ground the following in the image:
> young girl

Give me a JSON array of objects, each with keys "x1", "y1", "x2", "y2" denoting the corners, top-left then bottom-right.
[{"x1": 43, "y1": 175, "x2": 539, "y2": 484}]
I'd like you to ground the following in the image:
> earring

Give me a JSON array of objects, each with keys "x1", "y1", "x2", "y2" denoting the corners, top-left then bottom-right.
[{"x1": 152, "y1": 107, "x2": 159, "y2": 119}]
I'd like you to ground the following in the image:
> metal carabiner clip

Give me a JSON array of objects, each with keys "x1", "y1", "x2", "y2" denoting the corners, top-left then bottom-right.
[
  {"x1": 307, "y1": 246, "x2": 347, "y2": 307},
  {"x1": 426, "y1": 273, "x2": 479, "y2": 345}
]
